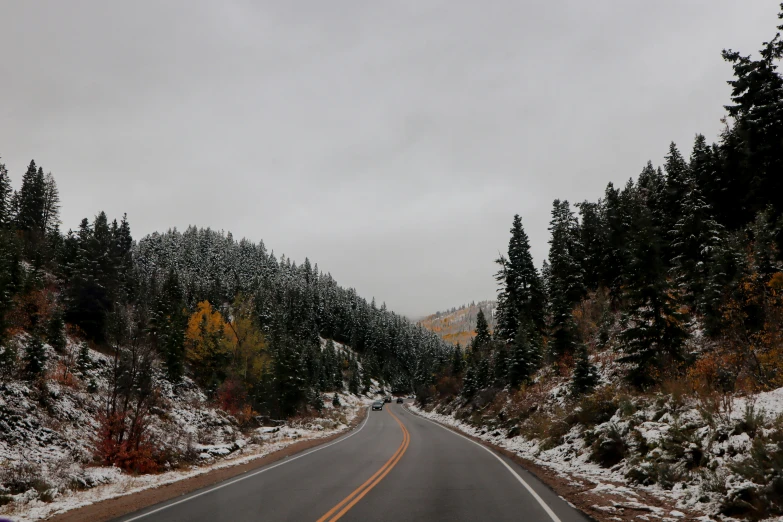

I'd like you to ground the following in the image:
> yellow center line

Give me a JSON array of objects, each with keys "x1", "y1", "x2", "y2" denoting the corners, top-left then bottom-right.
[{"x1": 316, "y1": 407, "x2": 410, "y2": 522}]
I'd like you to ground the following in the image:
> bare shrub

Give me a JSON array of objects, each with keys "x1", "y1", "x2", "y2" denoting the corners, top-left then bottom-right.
[
  {"x1": 93, "y1": 307, "x2": 162, "y2": 474},
  {"x1": 0, "y1": 458, "x2": 48, "y2": 495}
]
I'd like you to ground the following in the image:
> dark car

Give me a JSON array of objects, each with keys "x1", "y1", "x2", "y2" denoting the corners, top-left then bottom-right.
[
  {"x1": 396, "y1": 397, "x2": 404, "y2": 404},
  {"x1": 383, "y1": 396, "x2": 392, "y2": 403},
  {"x1": 372, "y1": 400, "x2": 384, "y2": 411}
]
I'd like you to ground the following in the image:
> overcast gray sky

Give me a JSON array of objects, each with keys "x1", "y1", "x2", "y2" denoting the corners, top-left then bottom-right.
[{"x1": 0, "y1": 1, "x2": 778, "y2": 318}]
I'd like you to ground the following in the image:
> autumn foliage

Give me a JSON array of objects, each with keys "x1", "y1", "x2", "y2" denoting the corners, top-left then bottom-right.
[
  {"x1": 94, "y1": 411, "x2": 158, "y2": 474},
  {"x1": 185, "y1": 297, "x2": 267, "y2": 417}
]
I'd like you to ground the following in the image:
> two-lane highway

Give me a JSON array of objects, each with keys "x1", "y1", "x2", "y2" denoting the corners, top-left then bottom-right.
[{"x1": 117, "y1": 402, "x2": 587, "y2": 522}]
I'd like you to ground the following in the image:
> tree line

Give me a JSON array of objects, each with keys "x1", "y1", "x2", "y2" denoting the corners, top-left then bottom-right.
[
  {"x1": 0, "y1": 159, "x2": 450, "y2": 428},
  {"x1": 419, "y1": 5, "x2": 783, "y2": 403}
]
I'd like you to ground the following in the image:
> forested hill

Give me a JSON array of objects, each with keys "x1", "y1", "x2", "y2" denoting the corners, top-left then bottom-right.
[
  {"x1": 417, "y1": 301, "x2": 496, "y2": 346},
  {"x1": 423, "y1": 5, "x2": 783, "y2": 399},
  {"x1": 0, "y1": 158, "x2": 450, "y2": 424},
  {"x1": 134, "y1": 227, "x2": 449, "y2": 394}
]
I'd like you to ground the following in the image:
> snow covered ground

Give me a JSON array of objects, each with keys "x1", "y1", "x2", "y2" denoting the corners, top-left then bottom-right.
[
  {"x1": 3, "y1": 392, "x2": 367, "y2": 522},
  {"x1": 0, "y1": 336, "x2": 370, "y2": 522}
]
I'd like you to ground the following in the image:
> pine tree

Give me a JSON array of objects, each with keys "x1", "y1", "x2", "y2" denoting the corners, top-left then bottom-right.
[
  {"x1": 548, "y1": 200, "x2": 585, "y2": 303},
  {"x1": 76, "y1": 342, "x2": 92, "y2": 375},
  {"x1": 720, "y1": 15, "x2": 783, "y2": 227},
  {"x1": 576, "y1": 200, "x2": 607, "y2": 292},
  {"x1": 547, "y1": 200, "x2": 584, "y2": 360},
  {"x1": 637, "y1": 162, "x2": 666, "y2": 219},
  {"x1": 0, "y1": 230, "x2": 21, "y2": 375},
  {"x1": 494, "y1": 215, "x2": 546, "y2": 342},
  {"x1": 63, "y1": 213, "x2": 126, "y2": 342},
  {"x1": 46, "y1": 309, "x2": 67, "y2": 354},
  {"x1": 492, "y1": 344, "x2": 508, "y2": 387},
  {"x1": 0, "y1": 158, "x2": 12, "y2": 228},
  {"x1": 619, "y1": 192, "x2": 688, "y2": 388},
  {"x1": 42, "y1": 173, "x2": 61, "y2": 235},
  {"x1": 476, "y1": 355, "x2": 490, "y2": 390},
  {"x1": 271, "y1": 335, "x2": 307, "y2": 417},
  {"x1": 472, "y1": 308, "x2": 491, "y2": 350},
  {"x1": 151, "y1": 269, "x2": 187, "y2": 382},
  {"x1": 597, "y1": 307, "x2": 613, "y2": 347},
  {"x1": 507, "y1": 324, "x2": 532, "y2": 388},
  {"x1": 332, "y1": 392, "x2": 340, "y2": 407},
  {"x1": 602, "y1": 182, "x2": 629, "y2": 297},
  {"x1": 0, "y1": 339, "x2": 17, "y2": 377},
  {"x1": 750, "y1": 206, "x2": 781, "y2": 279},
  {"x1": 24, "y1": 332, "x2": 48, "y2": 378},
  {"x1": 451, "y1": 343, "x2": 464, "y2": 376},
  {"x1": 661, "y1": 142, "x2": 691, "y2": 261},
  {"x1": 670, "y1": 180, "x2": 724, "y2": 309},
  {"x1": 348, "y1": 355, "x2": 360, "y2": 394},
  {"x1": 571, "y1": 344, "x2": 599, "y2": 396},
  {"x1": 312, "y1": 392, "x2": 324, "y2": 412},
  {"x1": 15, "y1": 161, "x2": 47, "y2": 233},
  {"x1": 361, "y1": 366, "x2": 372, "y2": 394},
  {"x1": 462, "y1": 362, "x2": 478, "y2": 397}
]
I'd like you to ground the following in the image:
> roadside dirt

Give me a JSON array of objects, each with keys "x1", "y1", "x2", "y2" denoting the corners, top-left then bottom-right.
[
  {"x1": 406, "y1": 407, "x2": 703, "y2": 522},
  {"x1": 46, "y1": 407, "x2": 367, "y2": 522}
]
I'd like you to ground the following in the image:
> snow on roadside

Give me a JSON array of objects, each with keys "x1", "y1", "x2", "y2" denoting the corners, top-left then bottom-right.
[
  {"x1": 408, "y1": 404, "x2": 708, "y2": 521},
  {"x1": 6, "y1": 393, "x2": 368, "y2": 522}
]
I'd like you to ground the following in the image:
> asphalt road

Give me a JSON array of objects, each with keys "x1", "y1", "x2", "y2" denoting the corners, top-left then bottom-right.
[{"x1": 116, "y1": 402, "x2": 588, "y2": 522}]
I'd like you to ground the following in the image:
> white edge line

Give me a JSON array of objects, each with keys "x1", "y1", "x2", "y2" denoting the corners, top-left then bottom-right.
[
  {"x1": 403, "y1": 406, "x2": 562, "y2": 522},
  {"x1": 122, "y1": 406, "x2": 371, "y2": 522}
]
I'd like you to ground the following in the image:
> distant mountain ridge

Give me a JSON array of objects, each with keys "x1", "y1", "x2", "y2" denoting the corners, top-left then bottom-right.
[{"x1": 417, "y1": 300, "x2": 496, "y2": 346}]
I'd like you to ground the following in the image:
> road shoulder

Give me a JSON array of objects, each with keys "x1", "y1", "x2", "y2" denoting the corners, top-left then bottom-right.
[
  {"x1": 47, "y1": 407, "x2": 368, "y2": 522},
  {"x1": 403, "y1": 404, "x2": 698, "y2": 522}
]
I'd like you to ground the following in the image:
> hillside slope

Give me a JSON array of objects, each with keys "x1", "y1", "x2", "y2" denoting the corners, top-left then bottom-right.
[
  {"x1": 0, "y1": 333, "x2": 369, "y2": 521},
  {"x1": 417, "y1": 301, "x2": 495, "y2": 346}
]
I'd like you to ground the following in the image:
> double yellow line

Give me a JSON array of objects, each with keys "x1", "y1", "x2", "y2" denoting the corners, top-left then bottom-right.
[{"x1": 316, "y1": 407, "x2": 410, "y2": 522}]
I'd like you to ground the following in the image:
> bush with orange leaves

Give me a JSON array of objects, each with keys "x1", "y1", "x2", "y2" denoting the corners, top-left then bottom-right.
[
  {"x1": 94, "y1": 411, "x2": 158, "y2": 474},
  {"x1": 435, "y1": 375, "x2": 461, "y2": 398},
  {"x1": 52, "y1": 360, "x2": 79, "y2": 388},
  {"x1": 215, "y1": 377, "x2": 258, "y2": 426},
  {"x1": 712, "y1": 270, "x2": 783, "y2": 392},
  {"x1": 185, "y1": 298, "x2": 269, "y2": 392}
]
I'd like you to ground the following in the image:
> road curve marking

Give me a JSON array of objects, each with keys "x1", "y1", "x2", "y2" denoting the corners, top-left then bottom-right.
[
  {"x1": 403, "y1": 406, "x2": 562, "y2": 522},
  {"x1": 317, "y1": 407, "x2": 410, "y2": 522},
  {"x1": 121, "y1": 406, "x2": 373, "y2": 522}
]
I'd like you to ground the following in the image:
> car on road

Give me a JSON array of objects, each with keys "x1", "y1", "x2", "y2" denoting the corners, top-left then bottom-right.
[
  {"x1": 396, "y1": 397, "x2": 404, "y2": 404},
  {"x1": 383, "y1": 396, "x2": 391, "y2": 403},
  {"x1": 372, "y1": 400, "x2": 384, "y2": 411}
]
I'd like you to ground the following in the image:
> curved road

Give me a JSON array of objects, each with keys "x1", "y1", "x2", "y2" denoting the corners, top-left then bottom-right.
[{"x1": 117, "y1": 402, "x2": 587, "y2": 522}]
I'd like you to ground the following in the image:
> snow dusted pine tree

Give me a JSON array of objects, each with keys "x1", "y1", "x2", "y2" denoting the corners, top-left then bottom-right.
[
  {"x1": 45, "y1": 309, "x2": 67, "y2": 354},
  {"x1": 547, "y1": 200, "x2": 585, "y2": 361},
  {"x1": 670, "y1": 177, "x2": 724, "y2": 310},
  {"x1": 42, "y1": 172, "x2": 61, "y2": 235},
  {"x1": 507, "y1": 324, "x2": 531, "y2": 388},
  {"x1": 24, "y1": 333, "x2": 47, "y2": 378},
  {"x1": 0, "y1": 158, "x2": 12, "y2": 228},
  {"x1": 472, "y1": 308, "x2": 491, "y2": 350},
  {"x1": 571, "y1": 344, "x2": 599, "y2": 396},
  {"x1": 619, "y1": 189, "x2": 688, "y2": 388},
  {"x1": 576, "y1": 200, "x2": 607, "y2": 292},
  {"x1": 494, "y1": 215, "x2": 546, "y2": 342},
  {"x1": 15, "y1": 160, "x2": 46, "y2": 233},
  {"x1": 661, "y1": 142, "x2": 691, "y2": 263}
]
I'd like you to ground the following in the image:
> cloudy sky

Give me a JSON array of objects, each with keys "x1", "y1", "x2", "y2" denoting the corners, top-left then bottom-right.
[{"x1": 0, "y1": 1, "x2": 778, "y2": 317}]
